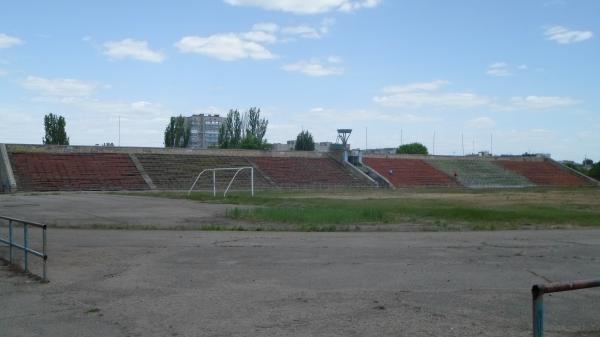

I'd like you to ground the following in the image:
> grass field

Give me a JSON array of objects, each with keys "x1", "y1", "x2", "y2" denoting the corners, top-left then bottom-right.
[{"x1": 122, "y1": 187, "x2": 600, "y2": 231}]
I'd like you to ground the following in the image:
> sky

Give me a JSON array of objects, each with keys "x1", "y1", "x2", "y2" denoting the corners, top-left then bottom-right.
[{"x1": 0, "y1": 0, "x2": 598, "y2": 161}]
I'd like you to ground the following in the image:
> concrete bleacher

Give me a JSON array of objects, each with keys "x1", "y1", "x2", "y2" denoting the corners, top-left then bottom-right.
[
  {"x1": 249, "y1": 156, "x2": 373, "y2": 188},
  {"x1": 8, "y1": 152, "x2": 148, "y2": 191},
  {"x1": 2, "y1": 144, "x2": 595, "y2": 192},
  {"x1": 498, "y1": 159, "x2": 590, "y2": 187},
  {"x1": 427, "y1": 158, "x2": 533, "y2": 188},
  {"x1": 363, "y1": 157, "x2": 458, "y2": 187},
  {"x1": 135, "y1": 154, "x2": 273, "y2": 191}
]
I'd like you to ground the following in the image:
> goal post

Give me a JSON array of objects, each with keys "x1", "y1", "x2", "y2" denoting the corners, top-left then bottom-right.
[{"x1": 187, "y1": 167, "x2": 254, "y2": 197}]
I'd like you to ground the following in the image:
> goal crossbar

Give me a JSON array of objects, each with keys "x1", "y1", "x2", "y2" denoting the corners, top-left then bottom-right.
[{"x1": 187, "y1": 167, "x2": 254, "y2": 197}]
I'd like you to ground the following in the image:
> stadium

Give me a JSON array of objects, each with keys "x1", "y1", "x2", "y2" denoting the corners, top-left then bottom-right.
[
  {"x1": 2, "y1": 1, "x2": 600, "y2": 336},
  {"x1": 2, "y1": 139, "x2": 600, "y2": 336}
]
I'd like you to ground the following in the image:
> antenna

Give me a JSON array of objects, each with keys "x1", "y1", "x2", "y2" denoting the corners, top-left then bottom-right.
[
  {"x1": 461, "y1": 133, "x2": 465, "y2": 156},
  {"x1": 433, "y1": 131, "x2": 436, "y2": 155},
  {"x1": 401, "y1": 128, "x2": 403, "y2": 146},
  {"x1": 490, "y1": 133, "x2": 493, "y2": 155},
  {"x1": 118, "y1": 115, "x2": 121, "y2": 147},
  {"x1": 365, "y1": 127, "x2": 367, "y2": 150}
]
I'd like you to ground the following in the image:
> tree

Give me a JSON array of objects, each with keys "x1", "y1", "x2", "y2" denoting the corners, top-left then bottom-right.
[
  {"x1": 294, "y1": 130, "x2": 315, "y2": 151},
  {"x1": 164, "y1": 115, "x2": 190, "y2": 148},
  {"x1": 43, "y1": 113, "x2": 69, "y2": 145},
  {"x1": 396, "y1": 142, "x2": 428, "y2": 155},
  {"x1": 589, "y1": 162, "x2": 600, "y2": 180},
  {"x1": 583, "y1": 158, "x2": 594, "y2": 167},
  {"x1": 219, "y1": 107, "x2": 268, "y2": 150}
]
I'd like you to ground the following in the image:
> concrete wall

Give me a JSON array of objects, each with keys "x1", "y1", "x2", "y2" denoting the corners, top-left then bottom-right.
[
  {"x1": 0, "y1": 144, "x2": 17, "y2": 192},
  {"x1": 5, "y1": 144, "x2": 328, "y2": 158},
  {"x1": 363, "y1": 153, "x2": 546, "y2": 162}
]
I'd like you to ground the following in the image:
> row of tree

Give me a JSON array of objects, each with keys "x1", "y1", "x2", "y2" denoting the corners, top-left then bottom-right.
[{"x1": 218, "y1": 107, "x2": 268, "y2": 149}]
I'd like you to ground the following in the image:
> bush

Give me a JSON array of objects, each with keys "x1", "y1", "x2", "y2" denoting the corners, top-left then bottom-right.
[
  {"x1": 396, "y1": 142, "x2": 428, "y2": 155},
  {"x1": 589, "y1": 162, "x2": 600, "y2": 180}
]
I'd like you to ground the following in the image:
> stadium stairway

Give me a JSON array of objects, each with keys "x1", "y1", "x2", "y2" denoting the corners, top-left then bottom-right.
[
  {"x1": 248, "y1": 156, "x2": 375, "y2": 189},
  {"x1": 8, "y1": 152, "x2": 148, "y2": 192},
  {"x1": 497, "y1": 159, "x2": 592, "y2": 187},
  {"x1": 135, "y1": 153, "x2": 274, "y2": 191},
  {"x1": 363, "y1": 157, "x2": 458, "y2": 188},
  {"x1": 426, "y1": 158, "x2": 533, "y2": 188}
]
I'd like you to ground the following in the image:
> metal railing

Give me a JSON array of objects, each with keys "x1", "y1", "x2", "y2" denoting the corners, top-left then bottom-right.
[
  {"x1": 532, "y1": 278, "x2": 600, "y2": 337},
  {"x1": 0, "y1": 215, "x2": 48, "y2": 282}
]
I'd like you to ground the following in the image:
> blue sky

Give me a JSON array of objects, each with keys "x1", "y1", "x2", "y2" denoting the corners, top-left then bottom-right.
[{"x1": 0, "y1": 0, "x2": 598, "y2": 161}]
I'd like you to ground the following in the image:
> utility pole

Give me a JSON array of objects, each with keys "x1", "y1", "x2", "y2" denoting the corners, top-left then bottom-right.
[
  {"x1": 433, "y1": 131, "x2": 436, "y2": 155},
  {"x1": 118, "y1": 115, "x2": 121, "y2": 147},
  {"x1": 461, "y1": 133, "x2": 465, "y2": 156},
  {"x1": 490, "y1": 133, "x2": 493, "y2": 155},
  {"x1": 365, "y1": 127, "x2": 368, "y2": 151},
  {"x1": 400, "y1": 128, "x2": 403, "y2": 146}
]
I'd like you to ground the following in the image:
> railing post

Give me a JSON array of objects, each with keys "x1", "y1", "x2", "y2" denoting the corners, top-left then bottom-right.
[
  {"x1": 42, "y1": 225, "x2": 47, "y2": 282},
  {"x1": 532, "y1": 287, "x2": 544, "y2": 337},
  {"x1": 23, "y1": 223, "x2": 28, "y2": 273},
  {"x1": 8, "y1": 220, "x2": 13, "y2": 264}
]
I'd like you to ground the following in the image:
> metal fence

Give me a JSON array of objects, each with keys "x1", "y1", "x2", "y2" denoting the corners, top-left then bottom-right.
[
  {"x1": 0, "y1": 215, "x2": 48, "y2": 282},
  {"x1": 532, "y1": 278, "x2": 600, "y2": 337}
]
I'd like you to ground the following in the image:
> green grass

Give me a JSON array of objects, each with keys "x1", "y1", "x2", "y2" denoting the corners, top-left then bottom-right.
[
  {"x1": 225, "y1": 199, "x2": 600, "y2": 229},
  {"x1": 117, "y1": 188, "x2": 600, "y2": 231}
]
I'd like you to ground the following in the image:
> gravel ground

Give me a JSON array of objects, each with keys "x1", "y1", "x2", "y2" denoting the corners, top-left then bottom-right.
[{"x1": 1, "y1": 229, "x2": 600, "y2": 337}]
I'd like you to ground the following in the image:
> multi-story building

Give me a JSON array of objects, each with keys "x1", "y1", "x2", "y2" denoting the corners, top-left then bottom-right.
[{"x1": 186, "y1": 114, "x2": 225, "y2": 149}]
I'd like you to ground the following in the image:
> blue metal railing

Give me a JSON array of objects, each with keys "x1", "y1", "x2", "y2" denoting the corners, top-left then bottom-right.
[
  {"x1": 532, "y1": 278, "x2": 600, "y2": 337},
  {"x1": 0, "y1": 215, "x2": 48, "y2": 282}
]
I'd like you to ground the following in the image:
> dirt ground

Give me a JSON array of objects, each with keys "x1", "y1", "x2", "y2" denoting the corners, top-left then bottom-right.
[
  {"x1": 1, "y1": 229, "x2": 600, "y2": 337},
  {"x1": 0, "y1": 192, "x2": 242, "y2": 229}
]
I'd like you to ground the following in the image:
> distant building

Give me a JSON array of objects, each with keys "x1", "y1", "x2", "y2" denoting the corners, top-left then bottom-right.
[
  {"x1": 186, "y1": 114, "x2": 225, "y2": 149},
  {"x1": 363, "y1": 148, "x2": 396, "y2": 155},
  {"x1": 271, "y1": 140, "x2": 340, "y2": 152}
]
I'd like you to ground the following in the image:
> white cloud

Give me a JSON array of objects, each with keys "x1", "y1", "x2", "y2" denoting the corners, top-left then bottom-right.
[
  {"x1": 175, "y1": 34, "x2": 276, "y2": 61},
  {"x1": 21, "y1": 76, "x2": 98, "y2": 97},
  {"x1": 103, "y1": 39, "x2": 165, "y2": 63},
  {"x1": 466, "y1": 117, "x2": 496, "y2": 129},
  {"x1": 282, "y1": 57, "x2": 344, "y2": 76},
  {"x1": 0, "y1": 33, "x2": 23, "y2": 48},
  {"x1": 486, "y1": 62, "x2": 528, "y2": 77},
  {"x1": 0, "y1": 69, "x2": 6, "y2": 76},
  {"x1": 175, "y1": 20, "x2": 332, "y2": 61},
  {"x1": 544, "y1": 25, "x2": 593, "y2": 44},
  {"x1": 301, "y1": 107, "x2": 439, "y2": 124},
  {"x1": 508, "y1": 96, "x2": 579, "y2": 110},
  {"x1": 223, "y1": 0, "x2": 380, "y2": 14},
  {"x1": 374, "y1": 80, "x2": 489, "y2": 109},
  {"x1": 486, "y1": 62, "x2": 512, "y2": 77}
]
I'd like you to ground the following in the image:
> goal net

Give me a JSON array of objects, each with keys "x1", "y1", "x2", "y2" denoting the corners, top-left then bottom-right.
[{"x1": 187, "y1": 167, "x2": 254, "y2": 197}]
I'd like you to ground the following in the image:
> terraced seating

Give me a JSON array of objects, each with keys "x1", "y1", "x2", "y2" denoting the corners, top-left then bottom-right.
[
  {"x1": 363, "y1": 157, "x2": 457, "y2": 187},
  {"x1": 427, "y1": 159, "x2": 533, "y2": 188},
  {"x1": 498, "y1": 160, "x2": 590, "y2": 187},
  {"x1": 135, "y1": 154, "x2": 272, "y2": 190},
  {"x1": 249, "y1": 157, "x2": 372, "y2": 188},
  {"x1": 9, "y1": 152, "x2": 148, "y2": 191}
]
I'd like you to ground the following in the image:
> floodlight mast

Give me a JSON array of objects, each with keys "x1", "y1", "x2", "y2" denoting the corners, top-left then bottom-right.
[
  {"x1": 336, "y1": 129, "x2": 352, "y2": 147},
  {"x1": 336, "y1": 129, "x2": 352, "y2": 162}
]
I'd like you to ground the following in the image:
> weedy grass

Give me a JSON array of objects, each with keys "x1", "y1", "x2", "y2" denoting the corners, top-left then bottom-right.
[{"x1": 118, "y1": 188, "x2": 600, "y2": 230}]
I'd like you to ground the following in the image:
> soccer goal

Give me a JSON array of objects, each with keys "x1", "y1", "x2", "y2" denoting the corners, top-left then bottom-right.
[{"x1": 187, "y1": 167, "x2": 254, "y2": 197}]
